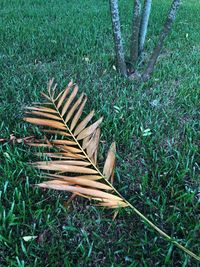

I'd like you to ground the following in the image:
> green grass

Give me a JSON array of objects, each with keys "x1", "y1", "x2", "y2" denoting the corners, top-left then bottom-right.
[{"x1": 0, "y1": 0, "x2": 199, "y2": 266}]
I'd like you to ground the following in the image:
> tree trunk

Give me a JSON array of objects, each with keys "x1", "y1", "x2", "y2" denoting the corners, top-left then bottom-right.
[
  {"x1": 142, "y1": 0, "x2": 181, "y2": 81},
  {"x1": 109, "y1": 0, "x2": 127, "y2": 77},
  {"x1": 139, "y1": 0, "x2": 152, "y2": 55},
  {"x1": 130, "y1": 0, "x2": 141, "y2": 68}
]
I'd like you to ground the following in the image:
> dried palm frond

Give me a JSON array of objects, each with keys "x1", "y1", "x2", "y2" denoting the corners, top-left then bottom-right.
[
  {"x1": 24, "y1": 79, "x2": 127, "y2": 208},
  {"x1": 24, "y1": 79, "x2": 200, "y2": 262}
]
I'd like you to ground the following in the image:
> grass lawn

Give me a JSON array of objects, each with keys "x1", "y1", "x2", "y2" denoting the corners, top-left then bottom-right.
[{"x1": 0, "y1": 0, "x2": 199, "y2": 266}]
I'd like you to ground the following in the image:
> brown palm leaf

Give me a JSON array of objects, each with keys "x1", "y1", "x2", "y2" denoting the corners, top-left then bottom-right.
[
  {"x1": 24, "y1": 79, "x2": 128, "y2": 208},
  {"x1": 24, "y1": 79, "x2": 200, "y2": 262}
]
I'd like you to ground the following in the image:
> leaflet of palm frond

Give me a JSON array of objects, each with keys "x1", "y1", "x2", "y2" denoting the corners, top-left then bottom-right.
[{"x1": 103, "y1": 142, "x2": 116, "y2": 181}]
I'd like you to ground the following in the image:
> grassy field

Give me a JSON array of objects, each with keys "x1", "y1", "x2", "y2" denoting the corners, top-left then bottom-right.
[{"x1": 0, "y1": 0, "x2": 199, "y2": 266}]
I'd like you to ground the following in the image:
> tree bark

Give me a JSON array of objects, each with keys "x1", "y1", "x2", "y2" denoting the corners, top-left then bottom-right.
[
  {"x1": 142, "y1": 0, "x2": 181, "y2": 81},
  {"x1": 139, "y1": 0, "x2": 152, "y2": 55},
  {"x1": 130, "y1": 0, "x2": 141, "y2": 67},
  {"x1": 109, "y1": 0, "x2": 127, "y2": 77}
]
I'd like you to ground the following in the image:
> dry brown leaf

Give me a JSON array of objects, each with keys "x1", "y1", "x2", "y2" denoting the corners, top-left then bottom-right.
[
  {"x1": 82, "y1": 134, "x2": 92, "y2": 150},
  {"x1": 92, "y1": 150, "x2": 98, "y2": 165},
  {"x1": 54, "y1": 89, "x2": 65, "y2": 102},
  {"x1": 77, "y1": 117, "x2": 103, "y2": 140},
  {"x1": 61, "y1": 85, "x2": 79, "y2": 117},
  {"x1": 73, "y1": 110, "x2": 95, "y2": 136},
  {"x1": 60, "y1": 145, "x2": 82, "y2": 154},
  {"x1": 57, "y1": 80, "x2": 73, "y2": 109},
  {"x1": 25, "y1": 106, "x2": 58, "y2": 114},
  {"x1": 33, "y1": 162, "x2": 98, "y2": 174},
  {"x1": 42, "y1": 177, "x2": 111, "y2": 190},
  {"x1": 70, "y1": 97, "x2": 87, "y2": 131},
  {"x1": 26, "y1": 111, "x2": 62, "y2": 121},
  {"x1": 47, "y1": 78, "x2": 54, "y2": 94},
  {"x1": 51, "y1": 83, "x2": 57, "y2": 99},
  {"x1": 32, "y1": 102, "x2": 52, "y2": 105},
  {"x1": 86, "y1": 128, "x2": 101, "y2": 159},
  {"x1": 24, "y1": 80, "x2": 126, "y2": 210},
  {"x1": 41, "y1": 92, "x2": 51, "y2": 101},
  {"x1": 65, "y1": 93, "x2": 84, "y2": 123},
  {"x1": 38, "y1": 152, "x2": 86, "y2": 160},
  {"x1": 40, "y1": 160, "x2": 91, "y2": 166},
  {"x1": 24, "y1": 118, "x2": 65, "y2": 130},
  {"x1": 37, "y1": 183, "x2": 122, "y2": 201},
  {"x1": 103, "y1": 142, "x2": 116, "y2": 180},
  {"x1": 50, "y1": 140, "x2": 77, "y2": 146},
  {"x1": 44, "y1": 173, "x2": 102, "y2": 180}
]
